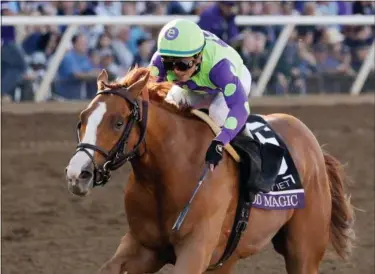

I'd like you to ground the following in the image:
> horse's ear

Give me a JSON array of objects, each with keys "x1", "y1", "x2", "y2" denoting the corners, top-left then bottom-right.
[
  {"x1": 97, "y1": 69, "x2": 109, "y2": 91},
  {"x1": 128, "y1": 71, "x2": 150, "y2": 99}
]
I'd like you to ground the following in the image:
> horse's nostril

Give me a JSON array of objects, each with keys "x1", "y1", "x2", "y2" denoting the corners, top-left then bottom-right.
[{"x1": 79, "y1": 170, "x2": 93, "y2": 180}]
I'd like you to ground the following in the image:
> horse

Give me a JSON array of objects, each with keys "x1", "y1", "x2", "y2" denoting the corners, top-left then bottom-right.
[{"x1": 65, "y1": 67, "x2": 355, "y2": 274}]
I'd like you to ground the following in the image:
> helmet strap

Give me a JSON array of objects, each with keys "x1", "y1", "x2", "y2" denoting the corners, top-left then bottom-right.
[{"x1": 192, "y1": 55, "x2": 202, "y2": 76}]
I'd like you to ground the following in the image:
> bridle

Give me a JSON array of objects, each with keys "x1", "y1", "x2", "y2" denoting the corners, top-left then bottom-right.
[{"x1": 74, "y1": 88, "x2": 148, "y2": 187}]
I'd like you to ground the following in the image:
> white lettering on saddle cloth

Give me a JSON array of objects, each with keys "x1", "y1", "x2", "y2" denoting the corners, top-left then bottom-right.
[
  {"x1": 252, "y1": 189, "x2": 305, "y2": 210},
  {"x1": 272, "y1": 175, "x2": 296, "y2": 191}
]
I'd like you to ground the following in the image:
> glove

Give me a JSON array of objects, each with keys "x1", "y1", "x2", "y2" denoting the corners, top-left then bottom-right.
[
  {"x1": 205, "y1": 140, "x2": 224, "y2": 169},
  {"x1": 165, "y1": 86, "x2": 191, "y2": 106}
]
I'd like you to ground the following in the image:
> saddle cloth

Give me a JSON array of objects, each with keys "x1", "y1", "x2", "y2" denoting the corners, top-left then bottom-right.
[
  {"x1": 234, "y1": 115, "x2": 305, "y2": 210},
  {"x1": 191, "y1": 110, "x2": 305, "y2": 210}
]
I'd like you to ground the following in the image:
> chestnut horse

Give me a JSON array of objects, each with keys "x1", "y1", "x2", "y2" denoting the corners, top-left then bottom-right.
[{"x1": 65, "y1": 67, "x2": 355, "y2": 274}]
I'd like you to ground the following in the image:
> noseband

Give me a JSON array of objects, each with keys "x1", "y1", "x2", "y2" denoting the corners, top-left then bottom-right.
[{"x1": 74, "y1": 88, "x2": 148, "y2": 187}]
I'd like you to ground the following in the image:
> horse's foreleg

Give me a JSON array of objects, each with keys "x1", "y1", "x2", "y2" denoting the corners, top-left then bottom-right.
[
  {"x1": 172, "y1": 229, "x2": 226, "y2": 274},
  {"x1": 173, "y1": 240, "x2": 211, "y2": 274},
  {"x1": 203, "y1": 255, "x2": 238, "y2": 274},
  {"x1": 173, "y1": 243, "x2": 238, "y2": 274},
  {"x1": 97, "y1": 232, "x2": 163, "y2": 274}
]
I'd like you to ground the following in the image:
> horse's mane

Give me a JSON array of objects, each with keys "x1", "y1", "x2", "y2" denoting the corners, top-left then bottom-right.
[{"x1": 104, "y1": 66, "x2": 195, "y2": 117}]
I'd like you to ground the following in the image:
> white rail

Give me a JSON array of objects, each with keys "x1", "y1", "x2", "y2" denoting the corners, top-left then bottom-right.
[
  {"x1": 2, "y1": 15, "x2": 374, "y2": 26},
  {"x1": 36, "y1": 25, "x2": 77, "y2": 102},
  {"x1": 253, "y1": 24, "x2": 295, "y2": 96},
  {"x1": 350, "y1": 42, "x2": 375, "y2": 96},
  {"x1": 2, "y1": 15, "x2": 374, "y2": 101}
]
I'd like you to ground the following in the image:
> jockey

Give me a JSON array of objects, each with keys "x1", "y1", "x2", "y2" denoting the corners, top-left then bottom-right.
[{"x1": 148, "y1": 19, "x2": 257, "y2": 172}]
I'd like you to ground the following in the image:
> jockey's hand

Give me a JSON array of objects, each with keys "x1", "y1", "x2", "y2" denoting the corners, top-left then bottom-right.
[{"x1": 205, "y1": 140, "x2": 224, "y2": 171}]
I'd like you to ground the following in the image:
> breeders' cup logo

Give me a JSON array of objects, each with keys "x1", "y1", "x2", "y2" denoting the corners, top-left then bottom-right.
[{"x1": 165, "y1": 27, "x2": 179, "y2": 40}]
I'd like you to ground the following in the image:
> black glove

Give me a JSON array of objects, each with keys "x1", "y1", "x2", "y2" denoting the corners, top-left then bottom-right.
[{"x1": 205, "y1": 140, "x2": 224, "y2": 168}]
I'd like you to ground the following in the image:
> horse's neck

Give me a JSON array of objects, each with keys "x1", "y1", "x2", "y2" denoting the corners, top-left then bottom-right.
[{"x1": 131, "y1": 102, "x2": 197, "y2": 182}]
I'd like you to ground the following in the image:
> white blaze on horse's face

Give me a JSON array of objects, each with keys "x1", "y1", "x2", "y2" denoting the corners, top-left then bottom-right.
[{"x1": 66, "y1": 102, "x2": 107, "y2": 196}]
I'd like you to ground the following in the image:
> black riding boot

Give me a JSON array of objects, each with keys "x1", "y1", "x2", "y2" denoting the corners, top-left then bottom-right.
[
  {"x1": 238, "y1": 127, "x2": 284, "y2": 197},
  {"x1": 244, "y1": 139, "x2": 268, "y2": 193},
  {"x1": 231, "y1": 133, "x2": 264, "y2": 202}
]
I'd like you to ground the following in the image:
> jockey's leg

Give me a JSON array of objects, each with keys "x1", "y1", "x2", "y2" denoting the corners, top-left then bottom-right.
[
  {"x1": 239, "y1": 64, "x2": 252, "y2": 96},
  {"x1": 209, "y1": 64, "x2": 252, "y2": 133},
  {"x1": 97, "y1": 233, "x2": 163, "y2": 274},
  {"x1": 238, "y1": 65, "x2": 253, "y2": 137},
  {"x1": 209, "y1": 66, "x2": 268, "y2": 197}
]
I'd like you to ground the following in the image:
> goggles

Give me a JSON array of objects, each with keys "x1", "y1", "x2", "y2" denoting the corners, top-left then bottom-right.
[{"x1": 161, "y1": 57, "x2": 195, "y2": 72}]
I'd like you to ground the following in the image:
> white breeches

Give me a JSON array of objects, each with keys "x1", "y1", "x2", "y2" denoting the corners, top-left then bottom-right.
[{"x1": 165, "y1": 64, "x2": 252, "y2": 127}]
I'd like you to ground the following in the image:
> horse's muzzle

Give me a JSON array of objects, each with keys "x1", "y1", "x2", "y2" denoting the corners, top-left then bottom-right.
[{"x1": 65, "y1": 165, "x2": 93, "y2": 197}]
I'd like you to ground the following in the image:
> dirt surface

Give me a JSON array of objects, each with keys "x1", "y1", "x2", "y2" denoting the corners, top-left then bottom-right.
[{"x1": 2, "y1": 101, "x2": 374, "y2": 274}]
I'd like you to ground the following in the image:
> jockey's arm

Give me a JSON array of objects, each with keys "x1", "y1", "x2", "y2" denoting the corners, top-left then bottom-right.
[
  {"x1": 209, "y1": 59, "x2": 250, "y2": 146},
  {"x1": 149, "y1": 52, "x2": 167, "y2": 82}
]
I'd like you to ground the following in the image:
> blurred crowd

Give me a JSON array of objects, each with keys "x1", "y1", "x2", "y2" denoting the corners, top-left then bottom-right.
[{"x1": 1, "y1": 1, "x2": 375, "y2": 101}]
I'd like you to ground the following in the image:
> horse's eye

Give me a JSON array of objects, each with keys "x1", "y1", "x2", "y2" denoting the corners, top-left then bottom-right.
[{"x1": 115, "y1": 120, "x2": 124, "y2": 129}]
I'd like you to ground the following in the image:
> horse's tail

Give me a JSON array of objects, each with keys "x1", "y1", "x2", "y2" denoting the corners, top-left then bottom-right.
[{"x1": 324, "y1": 152, "x2": 355, "y2": 260}]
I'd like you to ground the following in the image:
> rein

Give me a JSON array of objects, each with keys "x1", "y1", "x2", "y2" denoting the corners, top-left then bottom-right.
[{"x1": 75, "y1": 88, "x2": 148, "y2": 187}]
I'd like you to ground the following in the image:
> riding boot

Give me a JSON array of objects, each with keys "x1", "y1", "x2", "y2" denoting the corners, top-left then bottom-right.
[
  {"x1": 239, "y1": 126, "x2": 282, "y2": 195},
  {"x1": 243, "y1": 137, "x2": 267, "y2": 194},
  {"x1": 236, "y1": 127, "x2": 266, "y2": 201}
]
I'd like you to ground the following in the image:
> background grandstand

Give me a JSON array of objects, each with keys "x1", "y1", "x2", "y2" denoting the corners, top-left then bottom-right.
[{"x1": 1, "y1": 1, "x2": 374, "y2": 102}]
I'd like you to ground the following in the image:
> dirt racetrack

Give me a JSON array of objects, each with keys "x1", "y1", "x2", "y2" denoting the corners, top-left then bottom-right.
[{"x1": 2, "y1": 95, "x2": 374, "y2": 274}]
